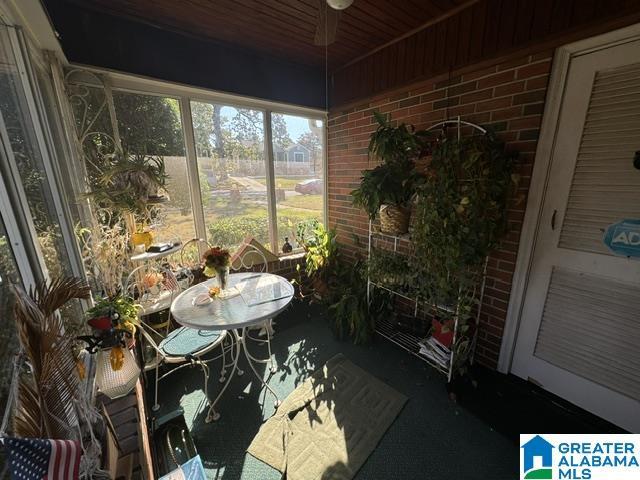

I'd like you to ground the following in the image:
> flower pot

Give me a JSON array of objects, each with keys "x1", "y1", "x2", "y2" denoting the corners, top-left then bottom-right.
[
  {"x1": 431, "y1": 318, "x2": 455, "y2": 348},
  {"x1": 215, "y1": 266, "x2": 230, "y2": 290},
  {"x1": 132, "y1": 231, "x2": 153, "y2": 250},
  {"x1": 379, "y1": 204, "x2": 410, "y2": 235}
]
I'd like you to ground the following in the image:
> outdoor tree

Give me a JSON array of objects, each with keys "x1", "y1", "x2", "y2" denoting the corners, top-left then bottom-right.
[
  {"x1": 297, "y1": 131, "x2": 322, "y2": 174},
  {"x1": 113, "y1": 93, "x2": 184, "y2": 157}
]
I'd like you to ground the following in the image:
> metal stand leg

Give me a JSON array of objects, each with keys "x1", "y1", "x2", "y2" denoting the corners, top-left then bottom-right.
[
  {"x1": 152, "y1": 360, "x2": 160, "y2": 412},
  {"x1": 205, "y1": 331, "x2": 242, "y2": 423},
  {"x1": 266, "y1": 321, "x2": 276, "y2": 374},
  {"x1": 240, "y1": 327, "x2": 280, "y2": 408},
  {"x1": 205, "y1": 327, "x2": 280, "y2": 422},
  {"x1": 219, "y1": 337, "x2": 228, "y2": 383}
]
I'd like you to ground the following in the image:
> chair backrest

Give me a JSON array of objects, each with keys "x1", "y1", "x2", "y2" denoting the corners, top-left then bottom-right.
[
  {"x1": 124, "y1": 265, "x2": 182, "y2": 329},
  {"x1": 178, "y1": 238, "x2": 212, "y2": 286},
  {"x1": 179, "y1": 238, "x2": 211, "y2": 269},
  {"x1": 232, "y1": 244, "x2": 269, "y2": 273}
]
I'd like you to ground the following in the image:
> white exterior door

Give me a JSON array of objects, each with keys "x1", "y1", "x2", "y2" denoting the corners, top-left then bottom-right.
[{"x1": 511, "y1": 38, "x2": 640, "y2": 432}]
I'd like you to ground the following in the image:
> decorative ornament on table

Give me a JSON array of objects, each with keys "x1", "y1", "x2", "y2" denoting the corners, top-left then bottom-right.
[{"x1": 202, "y1": 247, "x2": 231, "y2": 290}]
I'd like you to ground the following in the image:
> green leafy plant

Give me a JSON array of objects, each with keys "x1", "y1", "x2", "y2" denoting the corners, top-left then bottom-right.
[
  {"x1": 327, "y1": 261, "x2": 394, "y2": 345},
  {"x1": 412, "y1": 133, "x2": 517, "y2": 369},
  {"x1": 292, "y1": 219, "x2": 338, "y2": 299},
  {"x1": 368, "y1": 247, "x2": 418, "y2": 296},
  {"x1": 352, "y1": 111, "x2": 429, "y2": 221},
  {"x1": 368, "y1": 110, "x2": 430, "y2": 163},
  {"x1": 85, "y1": 292, "x2": 140, "y2": 336},
  {"x1": 351, "y1": 158, "x2": 423, "y2": 220},
  {"x1": 87, "y1": 150, "x2": 168, "y2": 216}
]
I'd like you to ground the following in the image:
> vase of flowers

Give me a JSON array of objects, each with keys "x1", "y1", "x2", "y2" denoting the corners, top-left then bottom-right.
[{"x1": 203, "y1": 247, "x2": 231, "y2": 290}]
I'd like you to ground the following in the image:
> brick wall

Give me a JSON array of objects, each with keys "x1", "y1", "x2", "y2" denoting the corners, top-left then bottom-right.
[{"x1": 327, "y1": 51, "x2": 553, "y2": 368}]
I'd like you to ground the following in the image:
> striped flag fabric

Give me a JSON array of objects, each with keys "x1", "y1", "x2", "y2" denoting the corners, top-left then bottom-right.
[{"x1": 4, "y1": 437, "x2": 81, "y2": 480}]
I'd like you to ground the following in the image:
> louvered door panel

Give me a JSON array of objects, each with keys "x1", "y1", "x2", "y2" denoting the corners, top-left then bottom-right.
[
  {"x1": 534, "y1": 268, "x2": 640, "y2": 401},
  {"x1": 559, "y1": 62, "x2": 640, "y2": 255}
]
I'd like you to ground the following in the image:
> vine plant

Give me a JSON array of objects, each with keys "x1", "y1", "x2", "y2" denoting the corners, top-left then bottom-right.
[{"x1": 412, "y1": 132, "x2": 518, "y2": 372}]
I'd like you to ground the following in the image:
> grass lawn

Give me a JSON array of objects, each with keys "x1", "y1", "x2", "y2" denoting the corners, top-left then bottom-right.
[
  {"x1": 255, "y1": 176, "x2": 311, "y2": 190},
  {"x1": 280, "y1": 194, "x2": 322, "y2": 211},
  {"x1": 153, "y1": 198, "x2": 322, "y2": 254}
]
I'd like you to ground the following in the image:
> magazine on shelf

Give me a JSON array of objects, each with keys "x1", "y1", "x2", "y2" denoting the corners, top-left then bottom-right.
[{"x1": 418, "y1": 336, "x2": 451, "y2": 366}]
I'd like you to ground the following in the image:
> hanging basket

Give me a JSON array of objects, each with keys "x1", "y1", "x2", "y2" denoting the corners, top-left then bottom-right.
[{"x1": 379, "y1": 204, "x2": 410, "y2": 235}]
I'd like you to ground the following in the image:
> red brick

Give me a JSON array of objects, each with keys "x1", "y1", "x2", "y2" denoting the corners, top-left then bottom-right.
[
  {"x1": 494, "y1": 81, "x2": 525, "y2": 97},
  {"x1": 517, "y1": 60, "x2": 552, "y2": 79},
  {"x1": 326, "y1": 53, "x2": 556, "y2": 370},
  {"x1": 476, "y1": 96, "x2": 512, "y2": 112},
  {"x1": 491, "y1": 106, "x2": 523, "y2": 121},
  {"x1": 478, "y1": 70, "x2": 516, "y2": 89}
]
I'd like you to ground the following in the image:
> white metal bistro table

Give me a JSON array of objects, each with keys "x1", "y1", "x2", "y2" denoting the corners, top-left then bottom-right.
[{"x1": 170, "y1": 272, "x2": 294, "y2": 422}]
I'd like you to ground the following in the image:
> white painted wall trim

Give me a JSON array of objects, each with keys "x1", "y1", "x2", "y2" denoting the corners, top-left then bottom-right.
[
  {"x1": 0, "y1": 0, "x2": 66, "y2": 61},
  {"x1": 497, "y1": 22, "x2": 640, "y2": 374}
]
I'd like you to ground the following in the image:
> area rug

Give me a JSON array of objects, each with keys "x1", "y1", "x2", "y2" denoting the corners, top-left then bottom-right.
[{"x1": 247, "y1": 354, "x2": 407, "y2": 480}]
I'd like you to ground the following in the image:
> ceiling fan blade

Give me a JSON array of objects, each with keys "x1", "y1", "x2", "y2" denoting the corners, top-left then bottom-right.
[{"x1": 314, "y1": 0, "x2": 340, "y2": 46}]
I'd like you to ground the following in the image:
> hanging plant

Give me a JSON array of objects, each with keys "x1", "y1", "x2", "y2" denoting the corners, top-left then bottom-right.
[{"x1": 87, "y1": 150, "x2": 168, "y2": 217}]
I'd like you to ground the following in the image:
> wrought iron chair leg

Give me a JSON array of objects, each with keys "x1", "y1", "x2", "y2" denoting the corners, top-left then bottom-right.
[
  {"x1": 266, "y1": 320, "x2": 276, "y2": 374},
  {"x1": 152, "y1": 361, "x2": 161, "y2": 412},
  {"x1": 219, "y1": 338, "x2": 228, "y2": 383}
]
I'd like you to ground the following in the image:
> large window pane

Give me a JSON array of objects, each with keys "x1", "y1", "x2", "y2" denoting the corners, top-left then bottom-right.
[
  {"x1": 0, "y1": 29, "x2": 72, "y2": 281},
  {"x1": 191, "y1": 101, "x2": 270, "y2": 250},
  {"x1": 271, "y1": 113, "x2": 324, "y2": 251},
  {"x1": 113, "y1": 91, "x2": 196, "y2": 248},
  {"x1": 0, "y1": 214, "x2": 20, "y2": 421}
]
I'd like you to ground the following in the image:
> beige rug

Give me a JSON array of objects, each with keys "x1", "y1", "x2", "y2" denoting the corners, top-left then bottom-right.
[{"x1": 247, "y1": 354, "x2": 407, "y2": 480}]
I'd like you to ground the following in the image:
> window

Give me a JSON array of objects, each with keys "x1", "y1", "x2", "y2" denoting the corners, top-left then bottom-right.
[
  {"x1": 191, "y1": 101, "x2": 271, "y2": 250},
  {"x1": 0, "y1": 213, "x2": 20, "y2": 418},
  {"x1": 63, "y1": 70, "x2": 326, "y2": 258},
  {"x1": 272, "y1": 113, "x2": 324, "y2": 251},
  {"x1": 113, "y1": 92, "x2": 195, "y2": 251}
]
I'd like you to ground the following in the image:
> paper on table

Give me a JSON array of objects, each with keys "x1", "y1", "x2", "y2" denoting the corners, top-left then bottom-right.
[{"x1": 237, "y1": 275, "x2": 289, "y2": 306}]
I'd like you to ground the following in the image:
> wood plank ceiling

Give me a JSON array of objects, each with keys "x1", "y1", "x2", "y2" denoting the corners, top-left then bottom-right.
[{"x1": 74, "y1": 0, "x2": 472, "y2": 69}]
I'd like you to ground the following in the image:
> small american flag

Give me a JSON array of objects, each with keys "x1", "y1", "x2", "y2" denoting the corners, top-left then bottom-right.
[
  {"x1": 5, "y1": 437, "x2": 81, "y2": 480},
  {"x1": 162, "y1": 271, "x2": 180, "y2": 292}
]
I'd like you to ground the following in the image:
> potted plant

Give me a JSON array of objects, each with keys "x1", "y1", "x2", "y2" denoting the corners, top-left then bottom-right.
[
  {"x1": 202, "y1": 247, "x2": 231, "y2": 290},
  {"x1": 88, "y1": 150, "x2": 168, "y2": 213},
  {"x1": 292, "y1": 219, "x2": 338, "y2": 300},
  {"x1": 87, "y1": 150, "x2": 169, "y2": 247},
  {"x1": 351, "y1": 112, "x2": 429, "y2": 235}
]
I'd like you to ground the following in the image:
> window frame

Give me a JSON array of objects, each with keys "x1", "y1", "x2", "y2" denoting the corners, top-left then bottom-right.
[{"x1": 74, "y1": 66, "x2": 327, "y2": 256}]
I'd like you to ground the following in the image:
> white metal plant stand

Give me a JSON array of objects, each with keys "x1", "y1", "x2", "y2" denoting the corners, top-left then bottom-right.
[{"x1": 368, "y1": 117, "x2": 489, "y2": 382}]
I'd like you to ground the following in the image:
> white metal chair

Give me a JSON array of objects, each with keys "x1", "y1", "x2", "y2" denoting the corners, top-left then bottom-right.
[
  {"x1": 138, "y1": 321, "x2": 228, "y2": 412},
  {"x1": 124, "y1": 265, "x2": 183, "y2": 333},
  {"x1": 180, "y1": 238, "x2": 210, "y2": 270},
  {"x1": 232, "y1": 244, "x2": 276, "y2": 374}
]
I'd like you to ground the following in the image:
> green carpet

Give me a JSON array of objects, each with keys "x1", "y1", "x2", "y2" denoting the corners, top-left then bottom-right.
[{"x1": 154, "y1": 301, "x2": 518, "y2": 479}]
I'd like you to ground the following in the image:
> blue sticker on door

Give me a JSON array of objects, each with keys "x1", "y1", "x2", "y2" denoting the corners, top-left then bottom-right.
[{"x1": 603, "y1": 219, "x2": 640, "y2": 258}]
